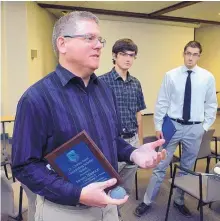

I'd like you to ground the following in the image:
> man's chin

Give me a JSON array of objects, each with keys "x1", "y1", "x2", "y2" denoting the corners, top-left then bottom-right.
[
  {"x1": 186, "y1": 63, "x2": 194, "y2": 68},
  {"x1": 125, "y1": 65, "x2": 132, "y2": 69},
  {"x1": 89, "y1": 65, "x2": 99, "y2": 72}
]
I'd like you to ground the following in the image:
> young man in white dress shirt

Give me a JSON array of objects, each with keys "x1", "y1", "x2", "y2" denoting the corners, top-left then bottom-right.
[{"x1": 134, "y1": 41, "x2": 218, "y2": 218}]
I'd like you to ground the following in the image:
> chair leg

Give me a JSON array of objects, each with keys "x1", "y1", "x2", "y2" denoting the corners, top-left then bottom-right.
[
  {"x1": 17, "y1": 186, "x2": 23, "y2": 221},
  {"x1": 194, "y1": 159, "x2": 197, "y2": 172},
  {"x1": 178, "y1": 142, "x2": 182, "y2": 159},
  {"x1": 200, "y1": 202, "x2": 203, "y2": 221},
  {"x1": 205, "y1": 157, "x2": 209, "y2": 173},
  {"x1": 12, "y1": 173, "x2": 16, "y2": 182},
  {"x1": 3, "y1": 163, "x2": 9, "y2": 179},
  {"x1": 170, "y1": 163, "x2": 173, "y2": 178},
  {"x1": 197, "y1": 201, "x2": 200, "y2": 211},
  {"x1": 16, "y1": 215, "x2": 23, "y2": 221},
  {"x1": 206, "y1": 157, "x2": 211, "y2": 173},
  {"x1": 165, "y1": 184, "x2": 173, "y2": 221},
  {"x1": 209, "y1": 202, "x2": 212, "y2": 209},
  {"x1": 135, "y1": 171, "x2": 138, "y2": 200},
  {"x1": 10, "y1": 163, "x2": 16, "y2": 182},
  {"x1": 215, "y1": 138, "x2": 218, "y2": 164}
]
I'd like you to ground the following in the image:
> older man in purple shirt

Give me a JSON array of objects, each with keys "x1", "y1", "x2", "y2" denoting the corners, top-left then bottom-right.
[{"x1": 12, "y1": 11, "x2": 166, "y2": 221}]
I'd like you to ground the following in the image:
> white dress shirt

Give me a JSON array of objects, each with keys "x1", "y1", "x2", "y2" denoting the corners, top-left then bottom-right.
[{"x1": 154, "y1": 65, "x2": 218, "y2": 131}]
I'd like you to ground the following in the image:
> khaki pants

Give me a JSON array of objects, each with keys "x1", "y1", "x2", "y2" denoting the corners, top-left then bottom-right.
[
  {"x1": 143, "y1": 121, "x2": 204, "y2": 205},
  {"x1": 118, "y1": 133, "x2": 139, "y2": 215},
  {"x1": 118, "y1": 133, "x2": 139, "y2": 195},
  {"x1": 35, "y1": 195, "x2": 119, "y2": 221}
]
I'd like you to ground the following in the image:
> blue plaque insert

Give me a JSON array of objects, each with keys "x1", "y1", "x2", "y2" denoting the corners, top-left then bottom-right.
[
  {"x1": 45, "y1": 130, "x2": 121, "y2": 189},
  {"x1": 55, "y1": 141, "x2": 111, "y2": 187}
]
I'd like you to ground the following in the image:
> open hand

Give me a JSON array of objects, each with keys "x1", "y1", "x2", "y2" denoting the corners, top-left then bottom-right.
[{"x1": 130, "y1": 139, "x2": 166, "y2": 168}]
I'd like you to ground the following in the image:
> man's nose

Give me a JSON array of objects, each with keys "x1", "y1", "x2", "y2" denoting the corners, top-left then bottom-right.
[{"x1": 94, "y1": 39, "x2": 103, "y2": 49}]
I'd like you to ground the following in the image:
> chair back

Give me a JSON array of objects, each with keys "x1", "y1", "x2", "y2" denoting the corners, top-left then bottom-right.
[{"x1": 197, "y1": 129, "x2": 215, "y2": 159}]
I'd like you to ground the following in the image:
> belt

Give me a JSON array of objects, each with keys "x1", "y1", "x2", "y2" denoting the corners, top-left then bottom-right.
[
  {"x1": 121, "y1": 132, "x2": 136, "y2": 139},
  {"x1": 170, "y1": 118, "x2": 202, "y2": 125}
]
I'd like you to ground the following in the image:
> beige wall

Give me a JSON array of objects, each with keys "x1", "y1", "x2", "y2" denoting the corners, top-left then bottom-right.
[
  {"x1": 97, "y1": 19, "x2": 194, "y2": 113},
  {"x1": 1, "y1": 2, "x2": 56, "y2": 135},
  {"x1": 1, "y1": 2, "x2": 7, "y2": 116},
  {"x1": 1, "y1": 1, "x2": 29, "y2": 117},
  {"x1": 26, "y1": 2, "x2": 57, "y2": 85},
  {"x1": 1, "y1": 2, "x2": 56, "y2": 116},
  {"x1": 2, "y1": 3, "x2": 195, "y2": 117},
  {"x1": 2, "y1": 2, "x2": 217, "y2": 120},
  {"x1": 195, "y1": 25, "x2": 220, "y2": 105}
]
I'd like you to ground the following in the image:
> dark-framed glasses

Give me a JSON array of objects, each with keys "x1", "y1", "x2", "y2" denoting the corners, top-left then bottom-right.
[
  {"x1": 63, "y1": 34, "x2": 106, "y2": 47},
  {"x1": 118, "y1": 52, "x2": 137, "y2": 59},
  {"x1": 184, "y1": 52, "x2": 200, "y2": 58}
]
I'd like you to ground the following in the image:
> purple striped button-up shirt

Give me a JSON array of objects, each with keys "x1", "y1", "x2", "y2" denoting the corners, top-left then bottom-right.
[{"x1": 12, "y1": 64, "x2": 135, "y2": 206}]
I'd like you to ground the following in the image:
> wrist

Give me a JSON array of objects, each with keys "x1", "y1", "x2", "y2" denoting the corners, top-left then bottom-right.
[
  {"x1": 130, "y1": 149, "x2": 138, "y2": 162},
  {"x1": 79, "y1": 187, "x2": 87, "y2": 204}
]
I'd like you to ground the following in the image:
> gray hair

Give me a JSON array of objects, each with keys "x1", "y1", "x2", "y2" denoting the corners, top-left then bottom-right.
[{"x1": 52, "y1": 11, "x2": 99, "y2": 57}]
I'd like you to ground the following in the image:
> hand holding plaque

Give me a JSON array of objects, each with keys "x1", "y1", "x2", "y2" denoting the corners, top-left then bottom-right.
[{"x1": 45, "y1": 130, "x2": 128, "y2": 206}]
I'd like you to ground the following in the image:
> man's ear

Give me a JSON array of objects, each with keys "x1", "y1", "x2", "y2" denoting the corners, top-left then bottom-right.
[
  {"x1": 57, "y1": 36, "x2": 67, "y2": 55},
  {"x1": 112, "y1": 53, "x2": 117, "y2": 60}
]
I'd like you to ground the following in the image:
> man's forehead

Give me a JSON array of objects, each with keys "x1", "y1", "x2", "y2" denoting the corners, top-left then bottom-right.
[
  {"x1": 62, "y1": 20, "x2": 99, "y2": 36},
  {"x1": 123, "y1": 51, "x2": 136, "y2": 54},
  {"x1": 75, "y1": 20, "x2": 99, "y2": 30},
  {"x1": 185, "y1": 47, "x2": 200, "y2": 53}
]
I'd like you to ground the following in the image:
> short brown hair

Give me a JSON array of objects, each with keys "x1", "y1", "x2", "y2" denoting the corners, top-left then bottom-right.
[
  {"x1": 184, "y1": 41, "x2": 202, "y2": 54},
  {"x1": 112, "y1": 38, "x2": 138, "y2": 64},
  {"x1": 52, "y1": 11, "x2": 99, "y2": 57}
]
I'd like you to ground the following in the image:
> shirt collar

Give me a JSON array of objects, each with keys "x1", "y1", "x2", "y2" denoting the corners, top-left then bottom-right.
[
  {"x1": 182, "y1": 65, "x2": 198, "y2": 74},
  {"x1": 55, "y1": 64, "x2": 98, "y2": 86},
  {"x1": 111, "y1": 67, "x2": 132, "y2": 82}
]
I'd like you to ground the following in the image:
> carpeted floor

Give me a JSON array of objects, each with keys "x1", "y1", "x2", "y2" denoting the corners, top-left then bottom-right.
[
  {"x1": 118, "y1": 114, "x2": 220, "y2": 221},
  {"x1": 4, "y1": 160, "x2": 220, "y2": 221},
  {"x1": 120, "y1": 163, "x2": 220, "y2": 221},
  {"x1": 2, "y1": 114, "x2": 220, "y2": 221}
]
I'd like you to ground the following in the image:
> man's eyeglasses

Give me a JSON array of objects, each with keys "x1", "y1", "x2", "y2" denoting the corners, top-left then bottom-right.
[
  {"x1": 184, "y1": 52, "x2": 200, "y2": 58},
  {"x1": 63, "y1": 34, "x2": 106, "y2": 47},
  {"x1": 118, "y1": 52, "x2": 137, "y2": 59}
]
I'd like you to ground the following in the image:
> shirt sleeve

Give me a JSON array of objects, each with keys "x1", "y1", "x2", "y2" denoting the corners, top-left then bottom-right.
[
  {"x1": 154, "y1": 73, "x2": 171, "y2": 131},
  {"x1": 203, "y1": 75, "x2": 218, "y2": 131},
  {"x1": 12, "y1": 94, "x2": 82, "y2": 206},
  {"x1": 137, "y1": 81, "x2": 146, "y2": 112}
]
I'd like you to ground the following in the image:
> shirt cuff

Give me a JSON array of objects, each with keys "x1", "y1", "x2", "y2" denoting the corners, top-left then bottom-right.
[
  {"x1": 155, "y1": 124, "x2": 162, "y2": 131},
  {"x1": 126, "y1": 146, "x2": 137, "y2": 163},
  {"x1": 130, "y1": 149, "x2": 138, "y2": 162},
  {"x1": 203, "y1": 124, "x2": 209, "y2": 132}
]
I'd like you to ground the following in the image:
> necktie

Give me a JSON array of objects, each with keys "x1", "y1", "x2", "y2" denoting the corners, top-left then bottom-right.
[{"x1": 182, "y1": 70, "x2": 192, "y2": 121}]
